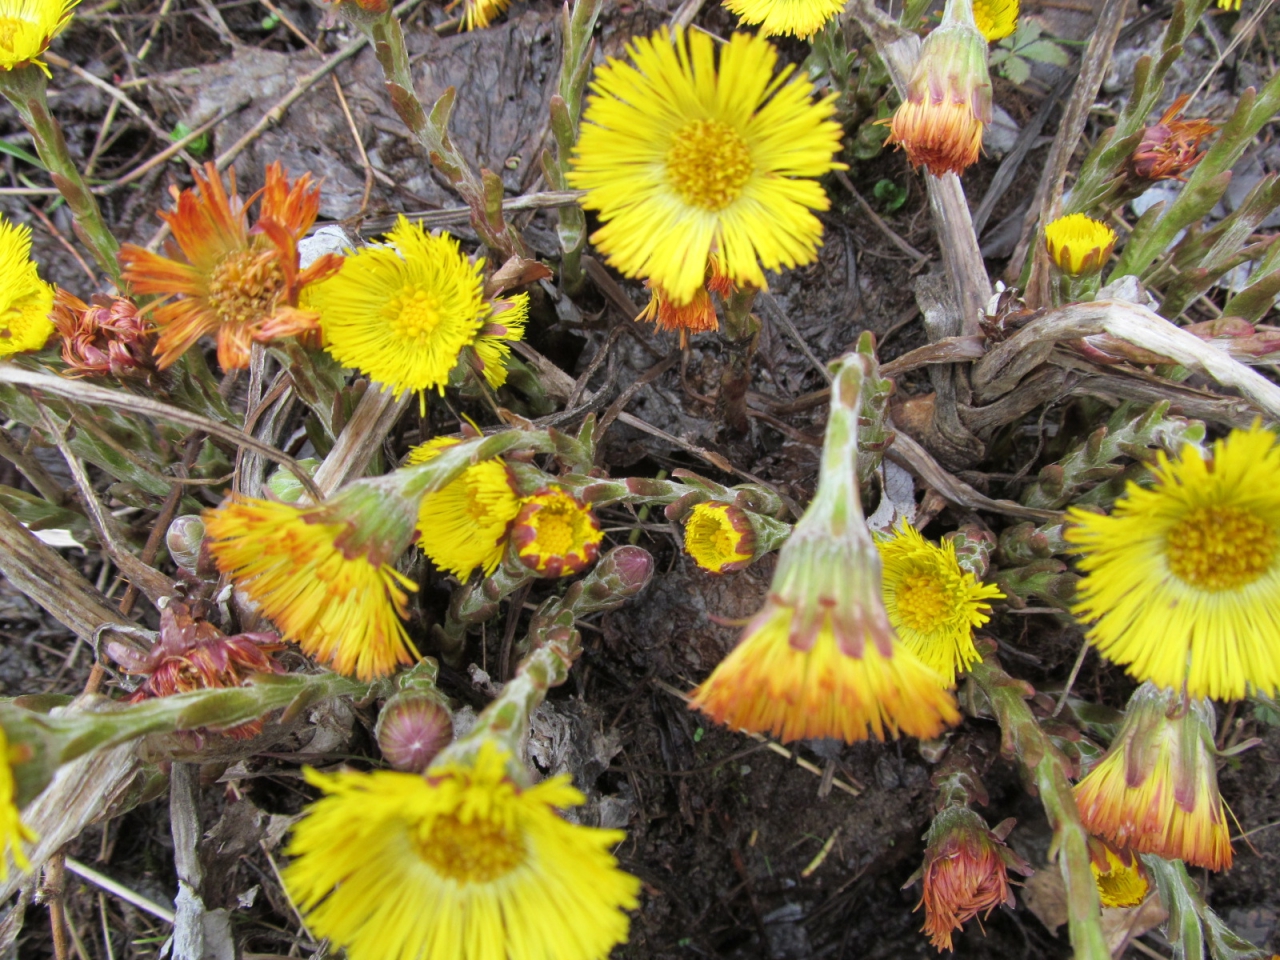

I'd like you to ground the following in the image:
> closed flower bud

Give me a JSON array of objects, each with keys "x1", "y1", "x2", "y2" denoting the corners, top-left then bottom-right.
[
  {"x1": 166, "y1": 515, "x2": 207, "y2": 573},
  {"x1": 376, "y1": 691, "x2": 454, "y2": 773}
]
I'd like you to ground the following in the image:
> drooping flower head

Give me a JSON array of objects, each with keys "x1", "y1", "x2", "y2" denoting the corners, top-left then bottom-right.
[
  {"x1": 1044, "y1": 213, "x2": 1117, "y2": 278},
  {"x1": 312, "y1": 217, "x2": 521, "y2": 402},
  {"x1": 118, "y1": 162, "x2": 339, "y2": 371},
  {"x1": 283, "y1": 739, "x2": 640, "y2": 960},
  {"x1": 1066, "y1": 424, "x2": 1280, "y2": 700},
  {"x1": 637, "y1": 255, "x2": 734, "y2": 338},
  {"x1": 1073, "y1": 683, "x2": 1232, "y2": 872},
  {"x1": 911, "y1": 806, "x2": 1031, "y2": 951},
  {"x1": 1128, "y1": 94, "x2": 1219, "y2": 183},
  {"x1": 108, "y1": 599, "x2": 286, "y2": 740},
  {"x1": 691, "y1": 354, "x2": 960, "y2": 743},
  {"x1": 50, "y1": 289, "x2": 154, "y2": 379},
  {"x1": 0, "y1": 215, "x2": 54, "y2": 357},
  {"x1": 720, "y1": 0, "x2": 846, "y2": 40},
  {"x1": 876, "y1": 523, "x2": 1004, "y2": 687},
  {"x1": 410, "y1": 436, "x2": 522, "y2": 580},
  {"x1": 569, "y1": 27, "x2": 845, "y2": 306},
  {"x1": 886, "y1": 0, "x2": 993, "y2": 177},
  {"x1": 972, "y1": 0, "x2": 1018, "y2": 42},
  {"x1": 510, "y1": 489, "x2": 604, "y2": 578},
  {"x1": 0, "y1": 726, "x2": 37, "y2": 881},
  {"x1": 1087, "y1": 837, "x2": 1148, "y2": 908},
  {"x1": 685, "y1": 502, "x2": 756, "y2": 574},
  {"x1": 204, "y1": 475, "x2": 423, "y2": 680},
  {"x1": 0, "y1": 0, "x2": 78, "y2": 74}
]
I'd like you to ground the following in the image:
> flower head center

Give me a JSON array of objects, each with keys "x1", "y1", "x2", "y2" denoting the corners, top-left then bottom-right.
[
  {"x1": 0, "y1": 17, "x2": 27, "y2": 52},
  {"x1": 387, "y1": 288, "x2": 444, "y2": 342},
  {"x1": 207, "y1": 250, "x2": 285, "y2": 327},
  {"x1": 666, "y1": 119, "x2": 753, "y2": 212},
  {"x1": 528, "y1": 499, "x2": 578, "y2": 556},
  {"x1": 895, "y1": 571, "x2": 952, "y2": 632},
  {"x1": 415, "y1": 810, "x2": 525, "y2": 884},
  {"x1": 1165, "y1": 505, "x2": 1277, "y2": 591}
]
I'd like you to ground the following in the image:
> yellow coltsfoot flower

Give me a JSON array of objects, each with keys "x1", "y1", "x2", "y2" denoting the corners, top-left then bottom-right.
[
  {"x1": 972, "y1": 0, "x2": 1018, "y2": 42},
  {"x1": 410, "y1": 436, "x2": 522, "y2": 580},
  {"x1": 204, "y1": 480, "x2": 421, "y2": 680},
  {"x1": 1087, "y1": 838, "x2": 1148, "y2": 908},
  {"x1": 876, "y1": 523, "x2": 1004, "y2": 687},
  {"x1": 0, "y1": 727, "x2": 37, "y2": 881},
  {"x1": 460, "y1": 0, "x2": 508, "y2": 30},
  {"x1": 886, "y1": 0, "x2": 992, "y2": 177},
  {"x1": 721, "y1": 0, "x2": 846, "y2": 40},
  {"x1": 510, "y1": 489, "x2": 603, "y2": 577},
  {"x1": 0, "y1": 215, "x2": 54, "y2": 357},
  {"x1": 469, "y1": 294, "x2": 528, "y2": 389},
  {"x1": 1074, "y1": 683, "x2": 1232, "y2": 872},
  {"x1": 1066, "y1": 424, "x2": 1280, "y2": 700},
  {"x1": 313, "y1": 216, "x2": 517, "y2": 402},
  {"x1": 283, "y1": 740, "x2": 640, "y2": 960},
  {"x1": 691, "y1": 355, "x2": 959, "y2": 743},
  {"x1": 0, "y1": 0, "x2": 78, "y2": 74},
  {"x1": 569, "y1": 27, "x2": 845, "y2": 307},
  {"x1": 684, "y1": 502, "x2": 755, "y2": 574},
  {"x1": 1044, "y1": 213, "x2": 1117, "y2": 278}
]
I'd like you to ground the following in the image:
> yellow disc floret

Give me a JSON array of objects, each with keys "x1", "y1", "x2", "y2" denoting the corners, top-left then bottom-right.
[
  {"x1": 684, "y1": 502, "x2": 754, "y2": 574},
  {"x1": 510, "y1": 489, "x2": 604, "y2": 578}
]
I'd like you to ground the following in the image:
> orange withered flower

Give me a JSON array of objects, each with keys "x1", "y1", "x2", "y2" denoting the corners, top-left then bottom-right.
[
  {"x1": 50, "y1": 288, "x2": 155, "y2": 379},
  {"x1": 909, "y1": 807, "x2": 1032, "y2": 951},
  {"x1": 1129, "y1": 94, "x2": 1218, "y2": 182},
  {"x1": 886, "y1": 2, "x2": 992, "y2": 177},
  {"x1": 637, "y1": 255, "x2": 735, "y2": 339},
  {"x1": 108, "y1": 599, "x2": 286, "y2": 739},
  {"x1": 118, "y1": 162, "x2": 342, "y2": 371}
]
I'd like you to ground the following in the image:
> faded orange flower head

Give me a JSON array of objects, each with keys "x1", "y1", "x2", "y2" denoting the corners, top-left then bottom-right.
[
  {"x1": 119, "y1": 162, "x2": 341, "y2": 371},
  {"x1": 50, "y1": 289, "x2": 154, "y2": 379},
  {"x1": 1129, "y1": 94, "x2": 1219, "y2": 182}
]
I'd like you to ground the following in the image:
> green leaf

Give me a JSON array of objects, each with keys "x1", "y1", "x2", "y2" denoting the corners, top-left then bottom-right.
[
  {"x1": 873, "y1": 178, "x2": 909, "y2": 212},
  {"x1": 1002, "y1": 55, "x2": 1032, "y2": 86},
  {"x1": 1019, "y1": 39, "x2": 1070, "y2": 67},
  {"x1": 169, "y1": 121, "x2": 210, "y2": 158},
  {"x1": 0, "y1": 139, "x2": 45, "y2": 170}
]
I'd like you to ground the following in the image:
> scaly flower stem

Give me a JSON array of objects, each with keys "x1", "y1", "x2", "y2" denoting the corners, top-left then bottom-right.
[
  {"x1": 0, "y1": 66, "x2": 121, "y2": 286},
  {"x1": 436, "y1": 546, "x2": 653, "y2": 778},
  {"x1": 435, "y1": 560, "x2": 535, "y2": 665},
  {"x1": 2, "y1": 672, "x2": 368, "y2": 807},
  {"x1": 969, "y1": 652, "x2": 1108, "y2": 960}
]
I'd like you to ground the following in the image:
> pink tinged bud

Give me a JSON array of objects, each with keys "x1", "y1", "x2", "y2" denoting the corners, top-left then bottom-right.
[
  {"x1": 376, "y1": 692, "x2": 455, "y2": 773},
  {"x1": 167, "y1": 515, "x2": 207, "y2": 572},
  {"x1": 605, "y1": 545, "x2": 654, "y2": 595}
]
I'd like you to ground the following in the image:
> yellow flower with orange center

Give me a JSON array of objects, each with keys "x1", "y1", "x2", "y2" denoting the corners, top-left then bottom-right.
[
  {"x1": 720, "y1": 0, "x2": 846, "y2": 40},
  {"x1": 510, "y1": 489, "x2": 603, "y2": 577},
  {"x1": 886, "y1": 5, "x2": 992, "y2": 177},
  {"x1": 409, "y1": 436, "x2": 522, "y2": 579},
  {"x1": 1074, "y1": 684, "x2": 1232, "y2": 872},
  {"x1": 118, "y1": 162, "x2": 339, "y2": 371},
  {"x1": 283, "y1": 740, "x2": 639, "y2": 960},
  {"x1": 877, "y1": 523, "x2": 1004, "y2": 687},
  {"x1": 204, "y1": 490, "x2": 420, "y2": 680},
  {"x1": 1044, "y1": 213, "x2": 1117, "y2": 277},
  {"x1": 0, "y1": 726, "x2": 37, "y2": 881},
  {"x1": 0, "y1": 215, "x2": 54, "y2": 357},
  {"x1": 1066, "y1": 424, "x2": 1280, "y2": 700},
  {"x1": 684, "y1": 502, "x2": 755, "y2": 574},
  {"x1": 972, "y1": 0, "x2": 1018, "y2": 42},
  {"x1": 569, "y1": 27, "x2": 845, "y2": 306},
  {"x1": 0, "y1": 0, "x2": 78, "y2": 74},
  {"x1": 1087, "y1": 838, "x2": 1148, "y2": 908}
]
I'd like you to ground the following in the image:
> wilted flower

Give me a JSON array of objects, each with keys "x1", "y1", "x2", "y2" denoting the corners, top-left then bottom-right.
[
  {"x1": 1044, "y1": 213, "x2": 1117, "y2": 277},
  {"x1": 109, "y1": 600, "x2": 286, "y2": 739},
  {"x1": 691, "y1": 355, "x2": 959, "y2": 743},
  {"x1": 410, "y1": 436, "x2": 523, "y2": 580},
  {"x1": 0, "y1": 216, "x2": 54, "y2": 358},
  {"x1": 0, "y1": 0, "x2": 78, "y2": 74},
  {"x1": 510, "y1": 489, "x2": 603, "y2": 578},
  {"x1": 1074, "y1": 683, "x2": 1232, "y2": 872},
  {"x1": 1087, "y1": 838, "x2": 1148, "y2": 908},
  {"x1": 311, "y1": 217, "x2": 525, "y2": 403},
  {"x1": 886, "y1": 1, "x2": 992, "y2": 176},
  {"x1": 119, "y1": 162, "x2": 339, "y2": 371},
  {"x1": 50, "y1": 289, "x2": 154, "y2": 379},
  {"x1": 910, "y1": 806, "x2": 1031, "y2": 951},
  {"x1": 876, "y1": 522, "x2": 1004, "y2": 687},
  {"x1": 972, "y1": 0, "x2": 1018, "y2": 42},
  {"x1": 1066, "y1": 424, "x2": 1280, "y2": 701},
  {"x1": 375, "y1": 689, "x2": 454, "y2": 773},
  {"x1": 0, "y1": 726, "x2": 37, "y2": 881},
  {"x1": 637, "y1": 256, "x2": 734, "y2": 338},
  {"x1": 1128, "y1": 94, "x2": 1219, "y2": 182},
  {"x1": 204, "y1": 475, "x2": 423, "y2": 681},
  {"x1": 720, "y1": 0, "x2": 846, "y2": 40},
  {"x1": 569, "y1": 27, "x2": 845, "y2": 307},
  {"x1": 283, "y1": 739, "x2": 639, "y2": 960},
  {"x1": 684, "y1": 502, "x2": 756, "y2": 575}
]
